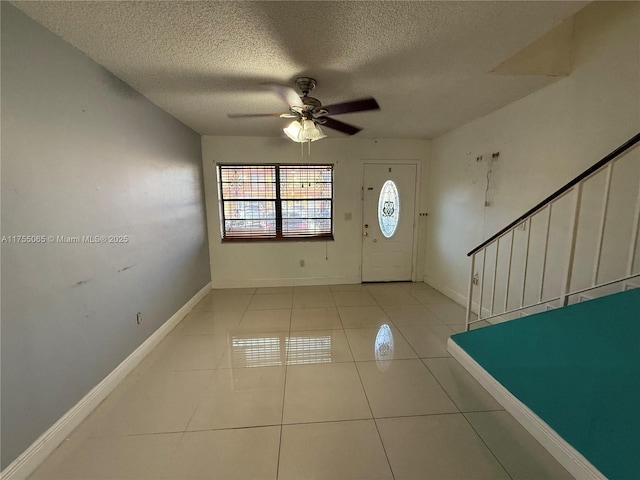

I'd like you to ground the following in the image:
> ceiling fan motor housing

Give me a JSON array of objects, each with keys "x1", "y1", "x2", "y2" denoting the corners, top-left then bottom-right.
[{"x1": 295, "y1": 76, "x2": 317, "y2": 96}]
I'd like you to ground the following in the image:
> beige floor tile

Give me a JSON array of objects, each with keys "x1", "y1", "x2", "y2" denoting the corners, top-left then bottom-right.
[
  {"x1": 163, "y1": 427, "x2": 280, "y2": 479},
  {"x1": 30, "y1": 433, "x2": 181, "y2": 480},
  {"x1": 192, "y1": 294, "x2": 253, "y2": 312},
  {"x1": 217, "y1": 331, "x2": 287, "y2": 368},
  {"x1": 332, "y1": 290, "x2": 378, "y2": 306},
  {"x1": 247, "y1": 293, "x2": 292, "y2": 310},
  {"x1": 278, "y1": 420, "x2": 393, "y2": 480},
  {"x1": 52, "y1": 371, "x2": 147, "y2": 442},
  {"x1": 293, "y1": 285, "x2": 332, "y2": 293},
  {"x1": 255, "y1": 286, "x2": 293, "y2": 294},
  {"x1": 330, "y1": 283, "x2": 368, "y2": 292},
  {"x1": 345, "y1": 325, "x2": 417, "y2": 362},
  {"x1": 364, "y1": 283, "x2": 406, "y2": 294},
  {"x1": 465, "y1": 411, "x2": 573, "y2": 480},
  {"x1": 397, "y1": 281, "x2": 432, "y2": 291},
  {"x1": 187, "y1": 366, "x2": 285, "y2": 430},
  {"x1": 287, "y1": 329, "x2": 354, "y2": 365},
  {"x1": 130, "y1": 333, "x2": 180, "y2": 375},
  {"x1": 410, "y1": 287, "x2": 454, "y2": 304},
  {"x1": 151, "y1": 333, "x2": 228, "y2": 371},
  {"x1": 211, "y1": 287, "x2": 256, "y2": 296},
  {"x1": 290, "y1": 307, "x2": 342, "y2": 330},
  {"x1": 180, "y1": 310, "x2": 243, "y2": 336},
  {"x1": 382, "y1": 304, "x2": 443, "y2": 326},
  {"x1": 448, "y1": 318, "x2": 481, "y2": 334},
  {"x1": 377, "y1": 414, "x2": 510, "y2": 480},
  {"x1": 398, "y1": 324, "x2": 453, "y2": 357},
  {"x1": 370, "y1": 290, "x2": 421, "y2": 306},
  {"x1": 357, "y1": 359, "x2": 458, "y2": 417},
  {"x1": 338, "y1": 305, "x2": 391, "y2": 328},
  {"x1": 283, "y1": 363, "x2": 371, "y2": 424},
  {"x1": 237, "y1": 308, "x2": 291, "y2": 331},
  {"x1": 426, "y1": 302, "x2": 468, "y2": 324},
  {"x1": 423, "y1": 357, "x2": 503, "y2": 412},
  {"x1": 91, "y1": 369, "x2": 211, "y2": 436},
  {"x1": 292, "y1": 291, "x2": 335, "y2": 308}
]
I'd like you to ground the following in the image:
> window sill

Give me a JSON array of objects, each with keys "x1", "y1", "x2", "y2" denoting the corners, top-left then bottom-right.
[{"x1": 221, "y1": 235, "x2": 334, "y2": 243}]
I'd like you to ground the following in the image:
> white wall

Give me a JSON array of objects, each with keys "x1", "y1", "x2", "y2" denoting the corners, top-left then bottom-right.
[
  {"x1": 1, "y1": 4, "x2": 210, "y2": 468},
  {"x1": 424, "y1": 1, "x2": 640, "y2": 309},
  {"x1": 202, "y1": 136, "x2": 430, "y2": 287}
]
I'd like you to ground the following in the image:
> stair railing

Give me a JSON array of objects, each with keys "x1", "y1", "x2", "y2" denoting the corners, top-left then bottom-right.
[{"x1": 465, "y1": 133, "x2": 640, "y2": 331}]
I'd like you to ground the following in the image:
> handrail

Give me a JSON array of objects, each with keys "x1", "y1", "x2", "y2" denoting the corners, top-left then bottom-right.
[{"x1": 468, "y1": 132, "x2": 640, "y2": 256}]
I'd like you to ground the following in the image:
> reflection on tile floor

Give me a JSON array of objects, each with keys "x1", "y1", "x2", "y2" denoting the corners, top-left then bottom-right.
[{"x1": 30, "y1": 282, "x2": 573, "y2": 480}]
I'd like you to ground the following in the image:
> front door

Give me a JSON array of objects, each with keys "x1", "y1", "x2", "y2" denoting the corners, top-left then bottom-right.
[{"x1": 362, "y1": 163, "x2": 417, "y2": 282}]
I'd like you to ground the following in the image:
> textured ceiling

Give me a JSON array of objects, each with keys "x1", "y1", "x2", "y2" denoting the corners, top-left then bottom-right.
[{"x1": 12, "y1": 1, "x2": 587, "y2": 139}]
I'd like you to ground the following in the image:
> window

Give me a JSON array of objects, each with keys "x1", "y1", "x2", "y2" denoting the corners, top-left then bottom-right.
[{"x1": 217, "y1": 164, "x2": 333, "y2": 241}]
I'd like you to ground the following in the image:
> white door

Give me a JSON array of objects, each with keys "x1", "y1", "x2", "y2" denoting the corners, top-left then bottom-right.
[{"x1": 362, "y1": 163, "x2": 417, "y2": 282}]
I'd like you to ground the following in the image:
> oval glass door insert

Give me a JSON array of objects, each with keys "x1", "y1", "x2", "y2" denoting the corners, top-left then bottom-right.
[{"x1": 378, "y1": 180, "x2": 400, "y2": 238}]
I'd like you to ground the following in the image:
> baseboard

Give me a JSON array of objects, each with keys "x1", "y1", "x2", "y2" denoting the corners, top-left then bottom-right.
[
  {"x1": 423, "y1": 275, "x2": 502, "y2": 324},
  {"x1": 422, "y1": 274, "x2": 468, "y2": 308},
  {"x1": 211, "y1": 275, "x2": 361, "y2": 288},
  {"x1": 0, "y1": 282, "x2": 212, "y2": 480},
  {"x1": 447, "y1": 338, "x2": 605, "y2": 480}
]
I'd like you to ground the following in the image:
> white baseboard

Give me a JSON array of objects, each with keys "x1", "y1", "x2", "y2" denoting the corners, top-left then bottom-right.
[
  {"x1": 422, "y1": 274, "x2": 468, "y2": 308},
  {"x1": 0, "y1": 282, "x2": 212, "y2": 480},
  {"x1": 211, "y1": 275, "x2": 361, "y2": 288},
  {"x1": 447, "y1": 338, "x2": 605, "y2": 480}
]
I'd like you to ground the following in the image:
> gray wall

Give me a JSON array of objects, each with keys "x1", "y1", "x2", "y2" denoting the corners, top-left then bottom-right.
[{"x1": 1, "y1": 3, "x2": 211, "y2": 468}]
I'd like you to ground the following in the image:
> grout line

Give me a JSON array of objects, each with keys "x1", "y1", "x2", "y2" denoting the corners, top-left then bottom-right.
[
  {"x1": 420, "y1": 359, "x2": 514, "y2": 480},
  {"x1": 350, "y1": 349, "x2": 397, "y2": 480},
  {"x1": 113, "y1": 411, "x2": 483, "y2": 438},
  {"x1": 461, "y1": 412, "x2": 515, "y2": 480},
  {"x1": 275, "y1": 306, "x2": 292, "y2": 480}
]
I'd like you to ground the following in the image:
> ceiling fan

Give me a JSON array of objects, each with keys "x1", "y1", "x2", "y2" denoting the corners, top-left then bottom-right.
[{"x1": 227, "y1": 77, "x2": 380, "y2": 142}]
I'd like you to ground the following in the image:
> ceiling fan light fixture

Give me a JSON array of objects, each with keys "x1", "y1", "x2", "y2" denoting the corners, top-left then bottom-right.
[
  {"x1": 283, "y1": 120, "x2": 304, "y2": 142},
  {"x1": 312, "y1": 124, "x2": 327, "y2": 142},
  {"x1": 301, "y1": 119, "x2": 318, "y2": 140},
  {"x1": 284, "y1": 119, "x2": 326, "y2": 143}
]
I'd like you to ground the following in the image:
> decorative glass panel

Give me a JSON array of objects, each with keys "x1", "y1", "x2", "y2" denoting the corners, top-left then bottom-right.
[{"x1": 378, "y1": 180, "x2": 400, "y2": 238}]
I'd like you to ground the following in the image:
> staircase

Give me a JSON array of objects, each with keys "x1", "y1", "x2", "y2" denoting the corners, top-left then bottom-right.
[
  {"x1": 464, "y1": 133, "x2": 640, "y2": 329},
  {"x1": 451, "y1": 133, "x2": 640, "y2": 480}
]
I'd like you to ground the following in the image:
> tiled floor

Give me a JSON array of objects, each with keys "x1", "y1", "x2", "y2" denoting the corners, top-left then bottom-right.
[{"x1": 30, "y1": 282, "x2": 573, "y2": 480}]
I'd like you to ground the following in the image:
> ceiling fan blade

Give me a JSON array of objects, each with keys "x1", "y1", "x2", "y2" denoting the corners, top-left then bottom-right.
[
  {"x1": 319, "y1": 97, "x2": 380, "y2": 116},
  {"x1": 262, "y1": 83, "x2": 304, "y2": 108},
  {"x1": 227, "y1": 113, "x2": 290, "y2": 118},
  {"x1": 319, "y1": 117, "x2": 362, "y2": 135}
]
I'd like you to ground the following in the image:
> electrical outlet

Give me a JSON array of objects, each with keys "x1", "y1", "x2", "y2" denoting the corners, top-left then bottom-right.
[
  {"x1": 300, "y1": 259, "x2": 305, "y2": 267},
  {"x1": 136, "y1": 312, "x2": 142, "y2": 325}
]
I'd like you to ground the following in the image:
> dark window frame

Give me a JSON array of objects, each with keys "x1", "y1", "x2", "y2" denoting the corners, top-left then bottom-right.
[{"x1": 217, "y1": 163, "x2": 334, "y2": 242}]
